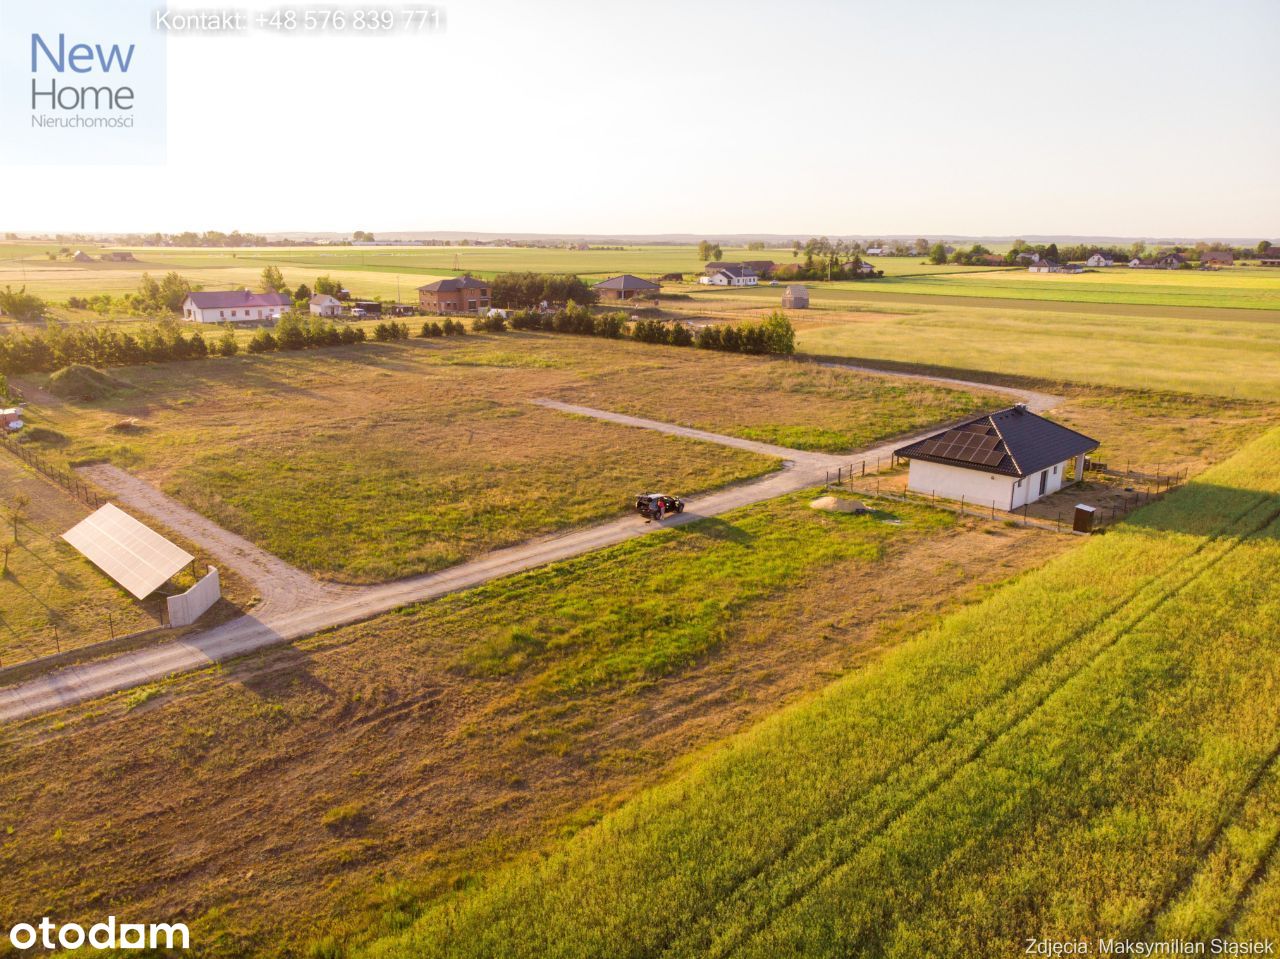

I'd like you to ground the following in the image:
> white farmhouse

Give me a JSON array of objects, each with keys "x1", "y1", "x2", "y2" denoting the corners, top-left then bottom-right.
[
  {"x1": 182, "y1": 290, "x2": 292, "y2": 324},
  {"x1": 699, "y1": 265, "x2": 759, "y2": 287},
  {"x1": 896, "y1": 405, "x2": 1099, "y2": 511},
  {"x1": 309, "y1": 294, "x2": 342, "y2": 317},
  {"x1": 1086, "y1": 252, "x2": 1115, "y2": 267}
]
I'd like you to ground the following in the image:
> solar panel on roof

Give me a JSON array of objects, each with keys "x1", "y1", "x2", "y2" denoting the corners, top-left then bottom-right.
[{"x1": 63, "y1": 504, "x2": 193, "y2": 600}]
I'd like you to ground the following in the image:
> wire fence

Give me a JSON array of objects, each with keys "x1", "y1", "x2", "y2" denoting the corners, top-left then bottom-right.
[
  {"x1": 1, "y1": 434, "x2": 104, "y2": 509},
  {"x1": 826, "y1": 458, "x2": 1190, "y2": 535}
]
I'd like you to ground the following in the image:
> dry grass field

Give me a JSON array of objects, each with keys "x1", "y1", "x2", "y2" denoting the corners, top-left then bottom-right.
[
  {"x1": 0, "y1": 492, "x2": 1072, "y2": 958},
  {"x1": 9, "y1": 334, "x2": 992, "y2": 583},
  {"x1": 0, "y1": 456, "x2": 253, "y2": 666}
]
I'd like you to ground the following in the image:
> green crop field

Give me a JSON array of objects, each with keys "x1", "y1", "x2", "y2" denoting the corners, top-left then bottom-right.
[
  {"x1": 10, "y1": 334, "x2": 990, "y2": 582},
  {"x1": 357, "y1": 421, "x2": 1280, "y2": 959}
]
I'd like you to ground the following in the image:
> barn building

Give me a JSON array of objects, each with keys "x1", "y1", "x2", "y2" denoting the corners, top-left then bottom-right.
[
  {"x1": 895, "y1": 405, "x2": 1098, "y2": 511},
  {"x1": 182, "y1": 290, "x2": 291, "y2": 324},
  {"x1": 594, "y1": 274, "x2": 660, "y2": 301},
  {"x1": 417, "y1": 276, "x2": 492, "y2": 314},
  {"x1": 781, "y1": 284, "x2": 809, "y2": 308}
]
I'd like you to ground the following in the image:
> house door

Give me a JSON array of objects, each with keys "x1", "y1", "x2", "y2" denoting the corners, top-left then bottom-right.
[{"x1": 1039, "y1": 470, "x2": 1048, "y2": 496}]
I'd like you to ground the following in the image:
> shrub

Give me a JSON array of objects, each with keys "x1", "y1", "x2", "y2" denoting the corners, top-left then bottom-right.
[
  {"x1": 217, "y1": 331, "x2": 239, "y2": 357},
  {"x1": 473, "y1": 314, "x2": 507, "y2": 332},
  {"x1": 247, "y1": 329, "x2": 277, "y2": 354}
]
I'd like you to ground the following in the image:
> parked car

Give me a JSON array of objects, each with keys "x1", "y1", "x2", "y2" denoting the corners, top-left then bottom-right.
[
  {"x1": 635, "y1": 493, "x2": 684, "y2": 520},
  {"x1": 351, "y1": 308, "x2": 367, "y2": 318}
]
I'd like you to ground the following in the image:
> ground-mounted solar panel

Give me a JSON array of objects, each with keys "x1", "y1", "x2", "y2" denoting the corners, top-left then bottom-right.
[{"x1": 62, "y1": 503, "x2": 194, "y2": 600}]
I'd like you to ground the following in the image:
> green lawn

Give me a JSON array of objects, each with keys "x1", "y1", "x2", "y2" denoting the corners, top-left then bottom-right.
[{"x1": 357, "y1": 422, "x2": 1280, "y2": 959}]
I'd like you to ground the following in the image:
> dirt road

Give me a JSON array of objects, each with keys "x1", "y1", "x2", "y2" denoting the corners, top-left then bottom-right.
[{"x1": 1, "y1": 375, "x2": 1054, "y2": 723}]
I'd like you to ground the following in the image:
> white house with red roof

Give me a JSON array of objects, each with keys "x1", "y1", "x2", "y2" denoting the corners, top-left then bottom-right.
[{"x1": 182, "y1": 290, "x2": 292, "y2": 324}]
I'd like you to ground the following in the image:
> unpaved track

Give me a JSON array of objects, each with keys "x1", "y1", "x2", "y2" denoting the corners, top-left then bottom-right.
[{"x1": 1, "y1": 371, "x2": 1051, "y2": 723}]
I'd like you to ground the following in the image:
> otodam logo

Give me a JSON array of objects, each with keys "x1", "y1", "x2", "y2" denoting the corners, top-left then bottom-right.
[{"x1": 29, "y1": 32, "x2": 137, "y2": 128}]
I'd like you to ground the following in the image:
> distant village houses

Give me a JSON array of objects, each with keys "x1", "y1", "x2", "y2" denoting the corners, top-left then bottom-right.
[
  {"x1": 1200, "y1": 250, "x2": 1233, "y2": 268},
  {"x1": 1086, "y1": 252, "x2": 1114, "y2": 267}
]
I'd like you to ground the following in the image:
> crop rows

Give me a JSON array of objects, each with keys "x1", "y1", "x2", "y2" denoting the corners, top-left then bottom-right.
[{"x1": 357, "y1": 424, "x2": 1280, "y2": 958}]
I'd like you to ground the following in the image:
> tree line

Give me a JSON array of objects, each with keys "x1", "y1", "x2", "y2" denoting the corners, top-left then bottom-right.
[{"x1": 480, "y1": 303, "x2": 795, "y2": 356}]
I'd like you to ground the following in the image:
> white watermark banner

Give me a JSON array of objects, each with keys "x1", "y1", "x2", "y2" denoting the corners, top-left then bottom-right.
[{"x1": 0, "y1": 0, "x2": 166, "y2": 164}]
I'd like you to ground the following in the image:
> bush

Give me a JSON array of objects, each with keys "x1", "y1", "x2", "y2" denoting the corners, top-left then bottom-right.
[
  {"x1": 247, "y1": 329, "x2": 277, "y2": 353},
  {"x1": 217, "y1": 331, "x2": 239, "y2": 357},
  {"x1": 0, "y1": 285, "x2": 47, "y2": 322},
  {"x1": 473, "y1": 313, "x2": 507, "y2": 333}
]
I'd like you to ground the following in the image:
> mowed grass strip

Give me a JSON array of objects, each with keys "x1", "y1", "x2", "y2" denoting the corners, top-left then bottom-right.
[{"x1": 358, "y1": 424, "x2": 1280, "y2": 959}]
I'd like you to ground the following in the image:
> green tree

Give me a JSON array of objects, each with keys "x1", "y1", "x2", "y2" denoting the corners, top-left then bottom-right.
[
  {"x1": 261, "y1": 265, "x2": 286, "y2": 293},
  {"x1": 314, "y1": 275, "x2": 343, "y2": 297},
  {"x1": 0, "y1": 285, "x2": 46, "y2": 321},
  {"x1": 928, "y1": 243, "x2": 947, "y2": 265},
  {"x1": 216, "y1": 330, "x2": 239, "y2": 357},
  {"x1": 1258, "y1": 240, "x2": 1275, "y2": 255}
]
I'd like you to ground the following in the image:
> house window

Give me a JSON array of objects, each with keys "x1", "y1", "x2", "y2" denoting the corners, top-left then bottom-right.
[{"x1": 220, "y1": 310, "x2": 226, "y2": 318}]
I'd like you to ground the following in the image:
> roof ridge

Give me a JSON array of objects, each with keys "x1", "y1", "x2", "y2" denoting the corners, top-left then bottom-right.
[{"x1": 986, "y1": 411, "x2": 1020, "y2": 475}]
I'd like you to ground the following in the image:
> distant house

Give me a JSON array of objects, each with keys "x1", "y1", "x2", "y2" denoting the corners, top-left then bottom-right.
[
  {"x1": 72, "y1": 251, "x2": 94, "y2": 263},
  {"x1": 1028, "y1": 259, "x2": 1058, "y2": 273},
  {"x1": 100, "y1": 251, "x2": 136, "y2": 262},
  {"x1": 1086, "y1": 252, "x2": 1114, "y2": 267},
  {"x1": 1015, "y1": 251, "x2": 1040, "y2": 264},
  {"x1": 1060, "y1": 262, "x2": 1083, "y2": 274},
  {"x1": 896, "y1": 405, "x2": 1099, "y2": 510},
  {"x1": 594, "y1": 274, "x2": 660, "y2": 301},
  {"x1": 1129, "y1": 256, "x2": 1184, "y2": 269},
  {"x1": 865, "y1": 247, "x2": 886, "y2": 255},
  {"x1": 309, "y1": 294, "x2": 342, "y2": 317},
  {"x1": 417, "y1": 276, "x2": 492, "y2": 314},
  {"x1": 843, "y1": 261, "x2": 876, "y2": 275},
  {"x1": 1259, "y1": 249, "x2": 1280, "y2": 267},
  {"x1": 780, "y1": 284, "x2": 809, "y2": 308},
  {"x1": 182, "y1": 290, "x2": 292, "y2": 324},
  {"x1": 1200, "y1": 251, "x2": 1233, "y2": 268},
  {"x1": 699, "y1": 265, "x2": 759, "y2": 287}
]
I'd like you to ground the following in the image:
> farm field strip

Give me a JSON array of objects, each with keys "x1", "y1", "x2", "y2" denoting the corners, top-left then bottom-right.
[
  {"x1": 356, "y1": 424, "x2": 1280, "y2": 958},
  {"x1": 652, "y1": 491, "x2": 1280, "y2": 959}
]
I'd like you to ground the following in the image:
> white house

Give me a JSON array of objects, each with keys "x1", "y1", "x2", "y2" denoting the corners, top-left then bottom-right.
[
  {"x1": 699, "y1": 265, "x2": 759, "y2": 287},
  {"x1": 309, "y1": 294, "x2": 342, "y2": 317},
  {"x1": 896, "y1": 405, "x2": 1099, "y2": 511},
  {"x1": 1086, "y1": 253, "x2": 1115, "y2": 267},
  {"x1": 182, "y1": 290, "x2": 292, "y2": 324}
]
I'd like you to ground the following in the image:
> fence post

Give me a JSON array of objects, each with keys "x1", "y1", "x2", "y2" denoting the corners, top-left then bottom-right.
[{"x1": 960, "y1": 495, "x2": 965, "y2": 516}]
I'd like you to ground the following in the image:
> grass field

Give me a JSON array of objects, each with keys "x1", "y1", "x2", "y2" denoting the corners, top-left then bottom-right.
[
  {"x1": 0, "y1": 455, "x2": 252, "y2": 666},
  {"x1": 354, "y1": 421, "x2": 1280, "y2": 959},
  {"x1": 0, "y1": 457, "x2": 162, "y2": 663},
  {"x1": 10, "y1": 334, "x2": 992, "y2": 582},
  {"x1": 0, "y1": 490, "x2": 1072, "y2": 958}
]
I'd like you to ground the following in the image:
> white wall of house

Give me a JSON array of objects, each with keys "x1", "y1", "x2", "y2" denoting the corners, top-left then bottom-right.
[
  {"x1": 183, "y1": 300, "x2": 286, "y2": 324},
  {"x1": 906, "y1": 459, "x2": 1073, "y2": 510}
]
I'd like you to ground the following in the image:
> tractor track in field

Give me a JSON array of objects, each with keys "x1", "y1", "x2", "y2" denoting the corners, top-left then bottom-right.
[
  {"x1": 654, "y1": 493, "x2": 1280, "y2": 959},
  {"x1": 0, "y1": 367, "x2": 1058, "y2": 725}
]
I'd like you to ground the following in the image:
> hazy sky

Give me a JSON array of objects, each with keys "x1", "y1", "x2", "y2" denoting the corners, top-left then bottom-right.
[{"x1": 3, "y1": 0, "x2": 1278, "y2": 237}]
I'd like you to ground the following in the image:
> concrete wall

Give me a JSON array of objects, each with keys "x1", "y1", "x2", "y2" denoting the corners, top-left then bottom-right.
[{"x1": 167, "y1": 567, "x2": 221, "y2": 627}]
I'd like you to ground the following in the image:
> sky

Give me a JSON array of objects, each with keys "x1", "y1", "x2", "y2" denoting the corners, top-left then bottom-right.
[{"x1": 1, "y1": 0, "x2": 1278, "y2": 238}]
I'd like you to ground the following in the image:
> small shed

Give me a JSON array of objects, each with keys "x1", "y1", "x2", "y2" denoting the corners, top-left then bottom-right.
[
  {"x1": 72, "y1": 251, "x2": 94, "y2": 263},
  {"x1": 1, "y1": 407, "x2": 24, "y2": 431},
  {"x1": 781, "y1": 284, "x2": 809, "y2": 309}
]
